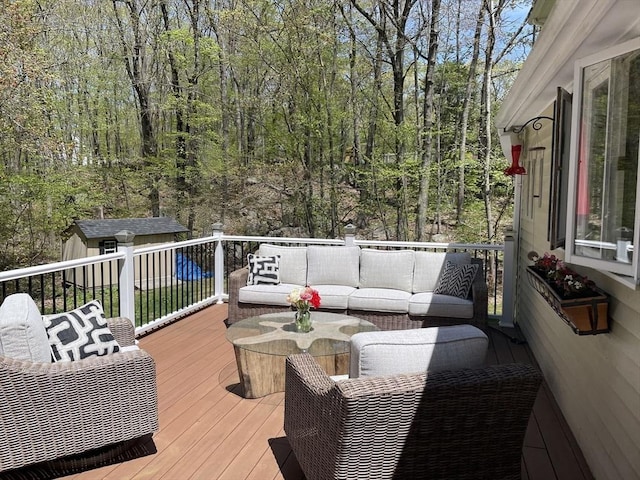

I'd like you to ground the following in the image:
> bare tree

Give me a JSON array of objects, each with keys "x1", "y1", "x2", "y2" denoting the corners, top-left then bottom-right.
[
  {"x1": 112, "y1": 0, "x2": 161, "y2": 216},
  {"x1": 457, "y1": 0, "x2": 484, "y2": 224},
  {"x1": 350, "y1": 0, "x2": 423, "y2": 240},
  {"x1": 415, "y1": 0, "x2": 441, "y2": 241}
]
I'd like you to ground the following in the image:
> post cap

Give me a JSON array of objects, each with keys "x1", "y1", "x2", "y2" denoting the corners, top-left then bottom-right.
[
  {"x1": 115, "y1": 230, "x2": 135, "y2": 243},
  {"x1": 344, "y1": 223, "x2": 356, "y2": 235}
]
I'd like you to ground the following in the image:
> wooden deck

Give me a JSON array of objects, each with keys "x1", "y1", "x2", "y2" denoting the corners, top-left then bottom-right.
[{"x1": 59, "y1": 304, "x2": 593, "y2": 480}]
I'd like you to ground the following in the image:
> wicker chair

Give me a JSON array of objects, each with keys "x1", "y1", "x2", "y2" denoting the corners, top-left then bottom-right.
[
  {"x1": 0, "y1": 317, "x2": 158, "y2": 474},
  {"x1": 284, "y1": 353, "x2": 542, "y2": 480}
]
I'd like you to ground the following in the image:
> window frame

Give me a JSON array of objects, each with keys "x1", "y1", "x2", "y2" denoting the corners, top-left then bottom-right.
[
  {"x1": 100, "y1": 239, "x2": 118, "y2": 255},
  {"x1": 565, "y1": 36, "x2": 640, "y2": 285}
]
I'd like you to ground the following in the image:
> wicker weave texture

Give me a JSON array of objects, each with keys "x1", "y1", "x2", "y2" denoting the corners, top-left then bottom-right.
[
  {"x1": 0, "y1": 317, "x2": 158, "y2": 472},
  {"x1": 228, "y1": 256, "x2": 488, "y2": 330},
  {"x1": 284, "y1": 353, "x2": 542, "y2": 480},
  {"x1": 107, "y1": 316, "x2": 136, "y2": 347}
]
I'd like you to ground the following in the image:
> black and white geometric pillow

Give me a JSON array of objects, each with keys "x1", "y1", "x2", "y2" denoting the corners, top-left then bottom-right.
[
  {"x1": 247, "y1": 254, "x2": 281, "y2": 285},
  {"x1": 43, "y1": 300, "x2": 121, "y2": 362},
  {"x1": 434, "y1": 261, "x2": 479, "y2": 299}
]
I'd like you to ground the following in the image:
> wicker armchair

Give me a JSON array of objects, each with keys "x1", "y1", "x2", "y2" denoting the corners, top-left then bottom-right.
[
  {"x1": 0, "y1": 317, "x2": 158, "y2": 473},
  {"x1": 284, "y1": 353, "x2": 542, "y2": 480}
]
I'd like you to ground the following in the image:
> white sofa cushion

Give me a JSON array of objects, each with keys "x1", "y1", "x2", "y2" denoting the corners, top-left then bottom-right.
[
  {"x1": 0, "y1": 293, "x2": 50, "y2": 362},
  {"x1": 359, "y1": 249, "x2": 415, "y2": 292},
  {"x1": 348, "y1": 325, "x2": 488, "y2": 378},
  {"x1": 348, "y1": 288, "x2": 410, "y2": 313},
  {"x1": 259, "y1": 244, "x2": 307, "y2": 286},
  {"x1": 412, "y1": 251, "x2": 472, "y2": 293},
  {"x1": 238, "y1": 283, "x2": 302, "y2": 306},
  {"x1": 313, "y1": 285, "x2": 357, "y2": 310},
  {"x1": 306, "y1": 246, "x2": 360, "y2": 287},
  {"x1": 408, "y1": 292, "x2": 474, "y2": 318}
]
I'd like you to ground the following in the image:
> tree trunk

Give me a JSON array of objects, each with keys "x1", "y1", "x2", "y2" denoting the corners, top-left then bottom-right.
[
  {"x1": 457, "y1": 0, "x2": 484, "y2": 224},
  {"x1": 112, "y1": 0, "x2": 160, "y2": 216},
  {"x1": 416, "y1": 0, "x2": 441, "y2": 241}
]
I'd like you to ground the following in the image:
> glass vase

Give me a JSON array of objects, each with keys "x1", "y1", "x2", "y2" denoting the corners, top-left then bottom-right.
[{"x1": 294, "y1": 309, "x2": 312, "y2": 333}]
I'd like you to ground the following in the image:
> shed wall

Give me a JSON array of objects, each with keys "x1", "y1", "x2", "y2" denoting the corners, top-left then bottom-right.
[{"x1": 63, "y1": 232, "x2": 180, "y2": 290}]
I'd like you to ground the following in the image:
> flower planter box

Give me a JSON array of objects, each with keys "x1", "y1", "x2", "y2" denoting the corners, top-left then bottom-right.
[{"x1": 525, "y1": 266, "x2": 609, "y2": 335}]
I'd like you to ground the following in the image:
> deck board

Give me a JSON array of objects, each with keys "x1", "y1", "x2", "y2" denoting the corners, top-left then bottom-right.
[{"x1": 53, "y1": 305, "x2": 593, "y2": 480}]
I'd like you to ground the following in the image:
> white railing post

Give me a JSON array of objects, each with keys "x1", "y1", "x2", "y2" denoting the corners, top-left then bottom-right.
[
  {"x1": 344, "y1": 223, "x2": 356, "y2": 246},
  {"x1": 500, "y1": 226, "x2": 516, "y2": 328},
  {"x1": 116, "y1": 230, "x2": 136, "y2": 325},
  {"x1": 213, "y1": 222, "x2": 225, "y2": 303}
]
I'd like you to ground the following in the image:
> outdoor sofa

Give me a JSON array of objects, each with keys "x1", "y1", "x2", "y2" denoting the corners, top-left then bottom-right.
[{"x1": 228, "y1": 244, "x2": 488, "y2": 330}]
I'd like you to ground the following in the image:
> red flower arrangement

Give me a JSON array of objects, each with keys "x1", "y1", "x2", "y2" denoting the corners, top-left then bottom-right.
[
  {"x1": 530, "y1": 252, "x2": 597, "y2": 299},
  {"x1": 287, "y1": 286, "x2": 321, "y2": 312}
]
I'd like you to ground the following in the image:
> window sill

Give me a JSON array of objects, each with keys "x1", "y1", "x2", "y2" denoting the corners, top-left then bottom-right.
[{"x1": 601, "y1": 270, "x2": 640, "y2": 290}]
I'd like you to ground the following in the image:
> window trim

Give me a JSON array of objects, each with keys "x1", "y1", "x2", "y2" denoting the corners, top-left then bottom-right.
[
  {"x1": 100, "y1": 239, "x2": 118, "y2": 255},
  {"x1": 565, "y1": 36, "x2": 640, "y2": 285}
]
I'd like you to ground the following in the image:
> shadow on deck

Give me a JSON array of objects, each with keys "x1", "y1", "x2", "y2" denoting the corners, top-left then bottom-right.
[{"x1": 5, "y1": 304, "x2": 593, "y2": 480}]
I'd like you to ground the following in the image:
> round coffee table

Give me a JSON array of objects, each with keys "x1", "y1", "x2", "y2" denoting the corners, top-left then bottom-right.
[{"x1": 226, "y1": 311, "x2": 377, "y2": 398}]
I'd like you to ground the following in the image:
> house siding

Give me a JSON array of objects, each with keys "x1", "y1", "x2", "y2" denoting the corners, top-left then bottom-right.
[{"x1": 515, "y1": 106, "x2": 640, "y2": 480}]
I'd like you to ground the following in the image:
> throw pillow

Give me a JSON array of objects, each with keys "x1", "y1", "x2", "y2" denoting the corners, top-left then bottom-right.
[
  {"x1": 43, "y1": 300, "x2": 121, "y2": 362},
  {"x1": 247, "y1": 254, "x2": 281, "y2": 285},
  {"x1": 434, "y1": 261, "x2": 479, "y2": 299}
]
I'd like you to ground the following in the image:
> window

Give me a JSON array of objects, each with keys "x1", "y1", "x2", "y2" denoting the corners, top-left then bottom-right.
[
  {"x1": 99, "y1": 240, "x2": 117, "y2": 254},
  {"x1": 566, "y1": 37, "x2": 640, "y2": 284}
]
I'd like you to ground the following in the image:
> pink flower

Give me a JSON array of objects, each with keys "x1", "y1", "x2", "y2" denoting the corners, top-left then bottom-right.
[{"x1": 288, "y1": 286, "x2": 322, "y2": 311}]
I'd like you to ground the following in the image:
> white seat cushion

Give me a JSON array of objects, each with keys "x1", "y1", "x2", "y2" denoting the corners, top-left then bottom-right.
[
  {"x1": 412, "y1": 251, "x2": 471, "y2": 293},
  {"x1": 359, "y1": 249, "x2": 415, "y2": 292},
  {"x1": 238, "y1": 283, "x2": 303, "y2": 306},
  {"x1": 408, "y1": 292, "x2": 474, "y2": 318},
  {"x1": 348, "y1": 325, "x2": 488, "y2": 378},
  {"x1": 259, "y1": 244, "x2": 308, "y2": 286},
  {"x1": 313, "y1": 285, "x2": 357, "y2": 310},
  {"x1": 0, "y1": 293, "x2": 50, "y2": 362},
  {"x1": 348, "y1": 288, "x2": 410, "y2": 313},
  {"x1": 306, "y1": 246, "x2": 360, "y2": 287}
]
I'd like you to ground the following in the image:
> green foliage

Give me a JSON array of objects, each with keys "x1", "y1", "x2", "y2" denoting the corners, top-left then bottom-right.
[{"x1": 0, "y1": 0, "x2": 531, "y2": 269}]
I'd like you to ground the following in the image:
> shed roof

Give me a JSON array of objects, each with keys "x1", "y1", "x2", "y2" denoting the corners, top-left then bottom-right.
[{"x1": 74, "y1": 218, "x2": 189, "y2": 239}]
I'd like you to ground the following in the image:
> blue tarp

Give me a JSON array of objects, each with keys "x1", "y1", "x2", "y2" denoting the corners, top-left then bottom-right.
[{"x1": 175, "y1": 252, "x2": 213, "y2": 281}]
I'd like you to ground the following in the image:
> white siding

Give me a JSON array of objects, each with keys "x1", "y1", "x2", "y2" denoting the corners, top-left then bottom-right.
[{"x1": 515, "y1": 106, "x2": 640, "y2": 480}]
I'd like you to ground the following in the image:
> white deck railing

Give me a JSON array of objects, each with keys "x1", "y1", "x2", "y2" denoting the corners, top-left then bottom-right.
[{"x1": 0, "y1": 223, "x2": 515, "y2": 335}]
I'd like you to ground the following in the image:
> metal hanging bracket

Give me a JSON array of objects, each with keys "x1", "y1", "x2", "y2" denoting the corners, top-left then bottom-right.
[{"x1": 504, "y1": 116, "x2": 554, "y2": 134}]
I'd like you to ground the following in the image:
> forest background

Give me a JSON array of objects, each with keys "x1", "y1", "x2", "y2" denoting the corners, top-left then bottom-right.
[{"x1": 0, "y1": 0, "x2": 533, "y2": 271}]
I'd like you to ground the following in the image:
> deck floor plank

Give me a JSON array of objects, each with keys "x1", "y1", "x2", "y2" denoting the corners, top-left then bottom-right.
[{"x1": 55, "y1": 305, "x2": 592, "y2": 480}]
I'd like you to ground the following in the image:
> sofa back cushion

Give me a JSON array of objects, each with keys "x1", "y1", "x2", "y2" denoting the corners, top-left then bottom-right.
[
  {"x1": 412, "y1": 251, "x2": 471, "y2": 293},
  {"x1": 359, "y1": 249, "x2": 415, "y2": 292},
  {"x1": 0, "y1": 293, "x2": 51, "y2": 362},
  {"x1": 349, "y1": 324, "x2": 488, "y2": 378},
  {"x1": 306, "y1": 246, "x2": 360, "y2": 287},
  {"x1": 259, "y1": 244, "x2": 307, "y2": 285}
]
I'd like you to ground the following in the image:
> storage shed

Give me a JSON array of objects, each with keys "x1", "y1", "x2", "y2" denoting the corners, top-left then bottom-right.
[{"x1": 63, "y1": 217, "x2": 190, "y2": 289}]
